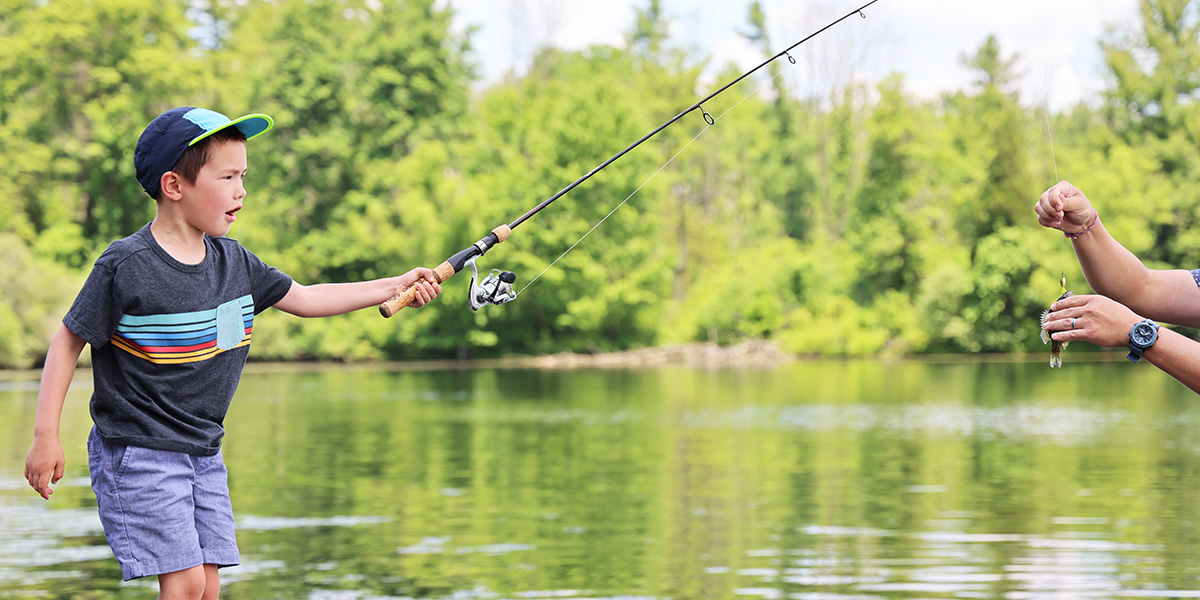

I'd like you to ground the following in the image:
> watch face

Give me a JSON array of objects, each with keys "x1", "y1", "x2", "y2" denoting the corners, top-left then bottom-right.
[{"x1": 1132, "y1": 323, "x2": 1156, "y2": 346}]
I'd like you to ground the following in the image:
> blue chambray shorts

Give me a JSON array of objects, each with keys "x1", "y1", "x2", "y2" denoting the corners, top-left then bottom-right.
[{"x1": 87, "y1": 426, "x2": 240, "y2": 580}]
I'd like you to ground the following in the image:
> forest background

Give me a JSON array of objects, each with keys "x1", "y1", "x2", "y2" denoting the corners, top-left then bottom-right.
[{"x1": 1, "y1": 0, "x2": 1197, "y2": 367}]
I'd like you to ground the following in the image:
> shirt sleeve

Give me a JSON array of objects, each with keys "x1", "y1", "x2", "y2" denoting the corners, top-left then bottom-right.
[
  {"x1": 244, "y1": 249, "x2": 294, "y2": 314},
  {"x1": 63, "y1": 263, "x2": 120, "y2": 347}
]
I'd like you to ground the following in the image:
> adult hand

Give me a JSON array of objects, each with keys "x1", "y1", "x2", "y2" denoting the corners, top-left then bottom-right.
[
  {"x1": 1042, "y1": 294, "x2": 1142, "y2": 348},
  {"x1": 397, "y1": 267, "x2": 441, "y2": 308},
  {"x1": 1035, "y1": 181, "x2": 1095, "y2": 235},
  {"x1": 25, "y1": 436, "x2": 64, "y2": 500}
]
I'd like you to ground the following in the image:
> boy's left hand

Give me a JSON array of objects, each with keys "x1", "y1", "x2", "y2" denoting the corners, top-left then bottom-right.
[
  {"x1": 25, "y1": 435, "x2": 65, "y2": 500},
  {"x1": 398, "y1": 267, "x2": 442, "y2": 308}
]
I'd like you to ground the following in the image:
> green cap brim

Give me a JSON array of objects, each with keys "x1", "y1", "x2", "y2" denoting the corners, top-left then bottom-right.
[{"x1": 188, "y1": 113, "x2": 274, "y2": 146}]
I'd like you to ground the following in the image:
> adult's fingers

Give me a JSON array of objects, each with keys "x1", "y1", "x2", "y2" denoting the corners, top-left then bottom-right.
[
  {"x1": 1050, "y1": 294, "x2": 1090, "y2": 311},
  {"x1": 1048, "y1": 328, "x2": 1086, "y2": 344},
  {"x1": 1045, "y1": 305, "x2": 1087, "y2": 323},
  {"x1": 1034, "y1": 202, "x2": 1062, "y2": 229}
]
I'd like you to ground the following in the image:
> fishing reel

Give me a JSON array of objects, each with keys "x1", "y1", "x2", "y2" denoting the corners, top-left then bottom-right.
[{"x1": 465, "y1": 256, "x2": 517, "y2": 311}]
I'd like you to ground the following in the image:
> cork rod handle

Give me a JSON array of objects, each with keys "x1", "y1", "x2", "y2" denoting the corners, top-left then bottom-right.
[{"x1": 379, "y1": 261, "x2": 455, "y2": 318}]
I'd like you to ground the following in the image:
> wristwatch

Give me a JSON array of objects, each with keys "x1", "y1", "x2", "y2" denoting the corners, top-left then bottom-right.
[{"x1": 1127, "y1": 319, "x2": 1160, "y2": 363}]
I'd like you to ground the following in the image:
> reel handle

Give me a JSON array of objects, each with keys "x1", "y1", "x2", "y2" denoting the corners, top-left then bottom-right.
[{"x1": 379, "y1": 261, "x2": 455, "y2": 318}]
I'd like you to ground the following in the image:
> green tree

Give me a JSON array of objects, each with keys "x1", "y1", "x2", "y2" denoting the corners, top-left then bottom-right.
[
  {"x1": 1102, "y1": 0, "x2": 1200, "y2": 266},
  {"x1": 951, "y1": 35, "x2": 1035, "y2": 242},
  {"x1": 0, "y1": 0, "x2": 210, "y2": 262},
  {"x1": 629, "y1": 0, "x2": 668, "y2": 58}
]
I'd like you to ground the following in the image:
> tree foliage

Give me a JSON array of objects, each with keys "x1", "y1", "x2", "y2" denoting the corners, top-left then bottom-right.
[{"x1": 1, "y1": 0, "x2": 1198, "y2": 367}]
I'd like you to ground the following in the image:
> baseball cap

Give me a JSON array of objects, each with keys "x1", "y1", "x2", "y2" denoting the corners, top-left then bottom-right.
[{"x1": 135, "y1": 107, "x2": 274, "y2": 198}]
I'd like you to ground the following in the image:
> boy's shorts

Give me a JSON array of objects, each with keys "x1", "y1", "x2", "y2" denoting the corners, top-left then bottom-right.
[{"x1": 87, "y1": 426, "x2": 240, "y2": 580}]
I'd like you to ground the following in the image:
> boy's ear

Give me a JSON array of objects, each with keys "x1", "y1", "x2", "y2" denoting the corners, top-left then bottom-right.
[{"x1": 159, "y1": 171, "x2": 184, "y2": 202}]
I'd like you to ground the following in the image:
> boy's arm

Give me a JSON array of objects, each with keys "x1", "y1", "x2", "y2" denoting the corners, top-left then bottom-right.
[
  {"x1": 25, "y1": 324, "x2": 87, "y2": 500},
  {"x1": 273, "y1": 267, "x2": 442, "y2": 318}
]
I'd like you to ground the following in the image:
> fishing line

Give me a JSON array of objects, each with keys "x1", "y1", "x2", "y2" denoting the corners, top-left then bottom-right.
[
  {"x1": 516, "y1": 67, "x2": 790, "y2": 297},
  {"x1": 1043, "y1": 103, "x2": 1059, "y2": 182},
  {"x1": 1043, "y1": 100, "x2": 1065, "y2": 281}
]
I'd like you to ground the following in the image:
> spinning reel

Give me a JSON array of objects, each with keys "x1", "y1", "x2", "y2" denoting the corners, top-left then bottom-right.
[{"x1": 465, "y1": 256, "x2": 517, "y2": 311}]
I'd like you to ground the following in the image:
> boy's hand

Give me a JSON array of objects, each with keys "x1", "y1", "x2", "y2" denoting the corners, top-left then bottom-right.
[
  {"x1": 1035, "y1": 181, "x2": 1095, "y2": 234},
  {"x1": 25, "y1": 435, "x2": 65, "y2": 500},
  {"x1": 397, "y1": 267, "x2": 442, "y2": 308}
]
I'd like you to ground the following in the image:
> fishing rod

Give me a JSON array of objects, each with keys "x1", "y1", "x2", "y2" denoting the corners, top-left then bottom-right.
[{"x1": 380, "y1": 0, "x2": 881, "y2": 318}]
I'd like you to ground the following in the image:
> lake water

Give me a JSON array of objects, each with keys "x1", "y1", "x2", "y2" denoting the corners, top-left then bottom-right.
[{"x1": 3, "y1": 358, "x2": 1200, "y2": 599}]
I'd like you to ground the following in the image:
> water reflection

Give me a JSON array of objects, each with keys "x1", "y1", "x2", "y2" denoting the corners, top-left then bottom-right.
[{"x1": 2, "y1": 360, "x2": 1200, "y2": 598}]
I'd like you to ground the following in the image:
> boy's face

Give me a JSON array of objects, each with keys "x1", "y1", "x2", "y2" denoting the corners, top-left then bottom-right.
[{"x1": 177, "y1": 139, "x2": 248, "y2": 237}]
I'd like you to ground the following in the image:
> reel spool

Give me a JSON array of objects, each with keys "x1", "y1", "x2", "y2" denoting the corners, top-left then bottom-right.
[{"x1": 465, "y1": 256, "x2": 516, "y2": 311}]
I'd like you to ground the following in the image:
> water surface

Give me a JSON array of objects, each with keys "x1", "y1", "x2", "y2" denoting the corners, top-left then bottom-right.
[{"x1": 2, "y1": 359, "x2": 1199, "y2": 599}]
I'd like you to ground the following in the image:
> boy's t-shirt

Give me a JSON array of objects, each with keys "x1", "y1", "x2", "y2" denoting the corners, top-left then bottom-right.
[{"x1": 65, "y1": 223, "x2": 293, "y2": 456}]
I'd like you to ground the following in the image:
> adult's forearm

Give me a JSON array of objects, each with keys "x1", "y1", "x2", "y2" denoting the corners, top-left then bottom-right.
[
  {"x1": 1071, "y1": 221, "x2": 1155, "y2": 313},
  {"x1": 1144, "y1": 327, "x2": 1200, "y2": 395}
]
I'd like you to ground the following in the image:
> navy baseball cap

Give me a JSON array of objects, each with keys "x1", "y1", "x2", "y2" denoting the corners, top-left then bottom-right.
[{"x1": 135, "y1": 107, "x2": 273, "y2": 198}]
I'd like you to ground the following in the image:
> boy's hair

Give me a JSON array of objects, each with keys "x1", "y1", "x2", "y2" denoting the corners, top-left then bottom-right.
[{"x1": 164, "y1": 127, "x2": 248, "y2": 197}]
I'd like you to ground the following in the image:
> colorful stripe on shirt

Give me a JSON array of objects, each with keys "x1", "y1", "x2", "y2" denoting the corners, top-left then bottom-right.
[{"x1": 111, "y1": 295, "x2": 255, "y2": 364}]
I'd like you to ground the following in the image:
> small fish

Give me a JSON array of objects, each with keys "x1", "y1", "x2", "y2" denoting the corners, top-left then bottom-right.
[{"x1": 1040, "y1": 282, "x2": 1074, "y2": 368}]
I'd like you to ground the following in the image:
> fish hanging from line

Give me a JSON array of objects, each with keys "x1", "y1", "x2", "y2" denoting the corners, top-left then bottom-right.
[{"x1": 1040, "y1": 274, "x2": 1073, "y2": 368}]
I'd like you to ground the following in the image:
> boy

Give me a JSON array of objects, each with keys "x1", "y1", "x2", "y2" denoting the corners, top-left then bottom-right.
[{"x1": 23, "y1": 107, "x2": 440, "y2": 599}]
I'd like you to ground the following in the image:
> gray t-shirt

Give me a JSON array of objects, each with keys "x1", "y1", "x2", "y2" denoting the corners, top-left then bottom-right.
[{"x1": 65, "y1": 223, "x2": 293, "y2": 456}]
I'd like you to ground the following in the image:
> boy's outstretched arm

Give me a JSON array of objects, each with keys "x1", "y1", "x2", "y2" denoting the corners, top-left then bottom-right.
[
  {"x1": 273, "y1": 267, "x2": 442, "y2": 318},
  {"x1": 26, "y1": 325, "x2": 86, "y2": 500}
]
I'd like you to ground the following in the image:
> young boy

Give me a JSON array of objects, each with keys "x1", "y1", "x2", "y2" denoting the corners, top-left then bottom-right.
[{"x1": 23, "y1": 107, "x2": 441, "y2": 599}]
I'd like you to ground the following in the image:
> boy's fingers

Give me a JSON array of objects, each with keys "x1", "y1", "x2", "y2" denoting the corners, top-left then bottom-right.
[
  {"x1": 413, "y1": 283, "x2": 431, "y2": 307},
  {"x1": 53, "y1": 462, "x2": 64, "y2": 484},
  {"x1": 35, "y1": 472, "x2": 52, "y2": 499}
]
